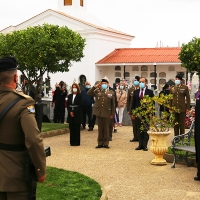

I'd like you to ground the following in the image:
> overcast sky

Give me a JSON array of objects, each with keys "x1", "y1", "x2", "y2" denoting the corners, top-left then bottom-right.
[{"x1": 0, "y1": 0, "x2": 200, "y2": 47}]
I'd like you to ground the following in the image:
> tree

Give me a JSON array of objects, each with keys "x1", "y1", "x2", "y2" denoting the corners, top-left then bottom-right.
[
  {"x1": 0, "y1": 23, "x2": 86, "y2": 100},
  {"x1": 179, "y1": 37, "x2": 200, "y2": 74}
]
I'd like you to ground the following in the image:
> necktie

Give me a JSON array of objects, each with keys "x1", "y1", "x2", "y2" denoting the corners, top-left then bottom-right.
[{"x1": 140, "y1": 88, "x2": 144, "y2": 99}]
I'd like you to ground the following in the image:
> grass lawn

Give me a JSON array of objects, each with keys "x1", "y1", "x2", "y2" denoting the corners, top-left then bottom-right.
[
  {"x1": 37, "y1": 166, "x2": 102, "y2": 200},
  {"x1": 42, "y1": 123, "x2": 68, "y2": 132}
]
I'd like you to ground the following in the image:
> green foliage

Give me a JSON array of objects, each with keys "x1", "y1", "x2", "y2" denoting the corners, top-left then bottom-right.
[
  {"x1": 37, "y1": 166, "x2": 102, "y2": 200},
  {"x1": 41, "y1": 123, "x2": 68, "y2": 132},
  {"x1": 0, "y1": 23, "x2": 86, "y2": 84},
  {"x1": 132, "y1": 94, "x2": 179, "y2": 132},
  {"x1": 179, "y1": 37, "x2": 200, "y2": 73}
]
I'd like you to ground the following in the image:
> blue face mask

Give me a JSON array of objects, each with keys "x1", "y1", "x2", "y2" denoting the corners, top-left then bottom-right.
[
  {"x1": 134, "y1": 81, "x2": 139, "y2": 86},
  {"x1": 175, "y1": 80, "x2": 180, "y2": 85},
  {"x1": 85, "y1": 85, "x2": 91, "y2": 89},
  {"x1": 101, "y1": 84, "x2": 107, "y2": 90},
  {"x1": 120, "y1": 86, "x2": 124, "y2": 90},
  {"x1": 139, "y1": 82, "x2": 145, "y2": 88}
]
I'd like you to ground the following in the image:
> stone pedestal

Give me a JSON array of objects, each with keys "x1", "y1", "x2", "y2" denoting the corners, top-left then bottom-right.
[{"x1": 42, "y1": 97, "x2": 68, "y2": 122}]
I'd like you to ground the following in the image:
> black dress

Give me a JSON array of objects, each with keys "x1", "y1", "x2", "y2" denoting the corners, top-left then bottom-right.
[{"x1": 67, "y1": 93, "x2": 82, "y2": 146}]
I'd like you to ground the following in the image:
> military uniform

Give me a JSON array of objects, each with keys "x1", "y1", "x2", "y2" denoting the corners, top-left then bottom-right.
[
  {"x1": 87, "y1": 86, "x2": 115, "y2": 147},
  {"x1": 127, "y1": 86, "x2": 138, "y2": 141},
  {"x1": 0, "y1": 86, "x2": 46, "y2": 196},
  {"x1": 170, "y1": 84, "x2": 190, "y2": 136}
]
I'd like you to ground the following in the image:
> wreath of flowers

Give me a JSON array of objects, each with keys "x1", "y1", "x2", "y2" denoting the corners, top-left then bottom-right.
[{"x1": 185, "y1": 106, "x2": 195, "y2": 129}]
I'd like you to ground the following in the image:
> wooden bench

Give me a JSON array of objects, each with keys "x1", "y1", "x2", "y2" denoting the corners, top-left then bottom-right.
[{"x1": 171, "y1": 121, "x2": 195, "y2": 168}]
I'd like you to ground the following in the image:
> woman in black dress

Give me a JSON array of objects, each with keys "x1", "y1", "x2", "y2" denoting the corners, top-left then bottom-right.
[{"x1": 67, "y1": 83, "x2": 82, "y2": 146}]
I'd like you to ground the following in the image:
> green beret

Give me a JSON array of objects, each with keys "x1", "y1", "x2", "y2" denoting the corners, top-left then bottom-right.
[{"x1": 0, "y1": 57, "x2": 18, "y2": 72}]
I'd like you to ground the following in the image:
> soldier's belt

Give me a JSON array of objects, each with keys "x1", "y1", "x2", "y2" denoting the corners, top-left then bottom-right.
[
  {"x1": 0, "y1": 142, "x2": 51, "y2": 156},
  {"x1": 0, "y1": 142, "x2": 26, "y2": 151}
]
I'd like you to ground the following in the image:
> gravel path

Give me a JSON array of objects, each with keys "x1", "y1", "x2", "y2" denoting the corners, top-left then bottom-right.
[{"x1": 44, "y1": 125, "x2": 200, "y2": 200}]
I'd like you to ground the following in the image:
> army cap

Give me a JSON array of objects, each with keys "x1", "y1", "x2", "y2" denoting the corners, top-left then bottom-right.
[
  {"x1": 175, "y1": 75, "x2": 183, "y2": 80},
  {"x1": 0, "y1": 57, "x2": 18, "y2": 72}
]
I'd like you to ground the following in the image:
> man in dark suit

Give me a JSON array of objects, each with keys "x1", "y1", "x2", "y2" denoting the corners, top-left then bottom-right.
[
  {"x1": 127, "y1": 76, "x2": 140, "y2": 142},
  {"x1": 131, "y1": 77, "x2": 154, "y2": 151}
]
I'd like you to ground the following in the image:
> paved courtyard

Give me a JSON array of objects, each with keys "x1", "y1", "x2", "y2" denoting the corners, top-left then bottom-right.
[{"x1": 44, "y1": 125, "x2": 200, "y2": 200}]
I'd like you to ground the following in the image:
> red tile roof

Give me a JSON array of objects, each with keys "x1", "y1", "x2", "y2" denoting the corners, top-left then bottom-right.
[{"x1": 96, "y1": 47, "x2": 181, "y2": 64}]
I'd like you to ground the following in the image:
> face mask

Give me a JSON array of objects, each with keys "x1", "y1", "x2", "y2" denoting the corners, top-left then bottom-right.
[
  {"x1": 86, "y1": 85, "x2": 91, "y2": 89},
  {"x1": 73, "y1": 88, "x2": 77, "y2": 93},
  {"x1": 101, "y1": 84, "x2": 107, "y2": 90},
  {"x1": 33, "y1": 83, "x2": 37, "y2": 87},
  {"x1": 120, "y1": 86, "x2": 124, "y2": 90},
  {"x1": 175, "y1": 80, "x2": 180, "y2": 85},
  {"x1": 134, "y1": 81, "x2": 139, "y2": 86},
  {"x1": 139, "y1": 82, "x2": 145, "y2": 88}
]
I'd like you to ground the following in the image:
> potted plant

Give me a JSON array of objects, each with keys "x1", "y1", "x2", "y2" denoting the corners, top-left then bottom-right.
[{"x1": 132, "y1": 94, "x2": 179, "y2": 165}]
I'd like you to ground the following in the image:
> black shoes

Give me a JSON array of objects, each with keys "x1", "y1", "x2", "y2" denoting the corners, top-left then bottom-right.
[
  {"x1": 194, "y1": 176, "x2": 200, "y2": 181},
  {"x1": 88, "y1": 128, "x2": 93, "y2": 131},
  {"x1": 130, "y1": 138, "x2": 138, "y2": 142},
  {"x1": 135, "y1": 146, "x2": 143, "y2": 150},
  {"x1": 95, "y1": 145, "x2": 103, "y2": 148},
  {"x1": 113, "y1": 128, "x2": 117, "y2": 133},
  {"x1": 135, "y1": 146, "x2": 148, "y2": 151},
  {"x1": 95, "y1": 145, "x2": 110, "y2": 149}
]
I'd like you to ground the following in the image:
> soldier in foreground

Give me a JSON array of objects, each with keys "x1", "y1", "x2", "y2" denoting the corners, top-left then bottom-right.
[
  {"x1": 87, "y1": 78, "x2": 115, "y2": 148},
  {"x1": 0, "y1": 57, "x2": 46, "y2": 200}
]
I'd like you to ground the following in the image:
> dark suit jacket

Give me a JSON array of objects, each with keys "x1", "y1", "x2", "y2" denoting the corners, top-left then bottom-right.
[
  {"x1": 132, "y1": 88, "x2": 154, "y2": 110},
  {"x1": 67, "y1": 93, "x2": 82, "y2": 124}
]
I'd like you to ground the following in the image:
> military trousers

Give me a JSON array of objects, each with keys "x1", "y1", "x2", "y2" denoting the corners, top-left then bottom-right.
[
  {"x1": 174, "y1": 112, "x2": 186, "y2": 136},
  {"x1": 96, "y1": 116, "x2": 110, "y2": 146},
  {"x1": 0, "y1": 191, "x2": 29, "y2": 200}
]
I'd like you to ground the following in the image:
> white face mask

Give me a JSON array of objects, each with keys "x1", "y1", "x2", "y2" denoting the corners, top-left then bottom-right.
[
  {"x1": 73, "y1": 88, "x2": 77, "y2": 93},
  {"x1": 175, "y1": 80, "x2": 180, "y2": 85}
]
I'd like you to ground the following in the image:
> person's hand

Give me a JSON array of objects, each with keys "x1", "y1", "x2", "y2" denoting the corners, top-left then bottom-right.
[
  {"x1": 70, "y1": 112, "x2": 74, "y2": 117},
  {"x1": 38, "y1": 174, "x2": 46, "y2": 183},
  {"x1": 51, "y1": 103, "x2": 54, "y2": 107},
  {"x1": 131, "y1": 115, "x2": 135, "y2": 120},
  {"x1": 128, "y1": 111, "x2": 130, "y2": 115},
  {"x1": 95, "y1": 82, "x2": 101, "y2": 88},
  {"x1": 110, "y1": 115, "x2": 113, "y2": 119}
]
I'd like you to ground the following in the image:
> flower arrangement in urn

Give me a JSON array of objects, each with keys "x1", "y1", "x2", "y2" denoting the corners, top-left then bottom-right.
[
  {"x1": 132, "y1": 94, "x2": 179, "y2": 165},
  {"x1": 132, "y1": 94, "x2": 179, "y2": 132}
]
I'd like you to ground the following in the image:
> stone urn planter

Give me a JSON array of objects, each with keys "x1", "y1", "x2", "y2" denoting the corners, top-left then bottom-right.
[{"x1": 147, "y1": 131, "x2": 171, "y2": 165}]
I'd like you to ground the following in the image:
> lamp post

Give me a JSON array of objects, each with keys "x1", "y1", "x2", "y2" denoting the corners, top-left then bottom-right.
[
  {"x1": 153, "y1": 62, "x2": 157, "y2": 90},
  {"x1": 123, "y1": 63, "x2": 126, "y2": 80}
]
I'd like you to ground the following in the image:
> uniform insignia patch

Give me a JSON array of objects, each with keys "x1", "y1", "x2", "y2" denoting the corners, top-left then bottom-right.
[{"x1": 27, "y1": 105, "x2": 35, "y2": 113}]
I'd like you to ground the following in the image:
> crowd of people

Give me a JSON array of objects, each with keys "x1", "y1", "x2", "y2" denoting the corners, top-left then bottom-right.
[
  {"x1": 0, "y1": 55, "x2": 199, "y2": 200},
  {"x1": 51, "y1": 74, "x2": 192, "y2": 151}
]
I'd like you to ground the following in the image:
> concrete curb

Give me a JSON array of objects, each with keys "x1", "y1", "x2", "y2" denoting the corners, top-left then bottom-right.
[
  {"x1": 100, "y1": 186, "x2": 108, "y2": 200},
  {"x1": 41, "y1": 128, "x2": 69, "y2": 138},
  {"x1": 164, "y1": 153, "x2": 197, "y2": 167}
]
